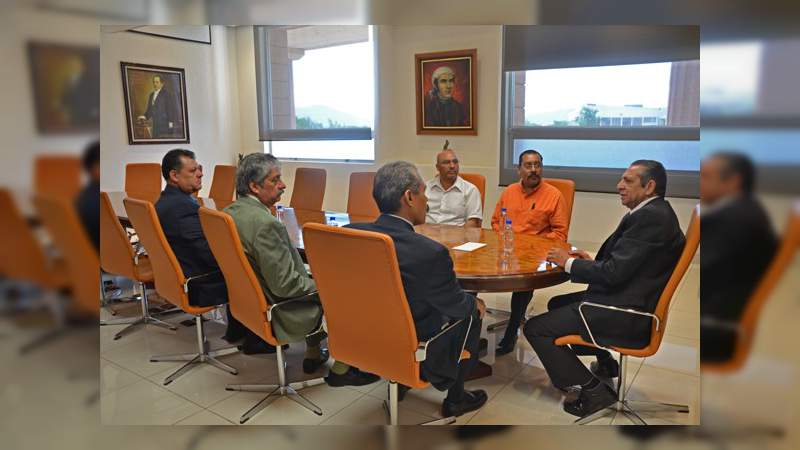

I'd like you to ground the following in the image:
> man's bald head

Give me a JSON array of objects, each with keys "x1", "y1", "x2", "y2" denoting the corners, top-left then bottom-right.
[{"x1": 435, "y1": 149, "x2": 460, "y2": 185}]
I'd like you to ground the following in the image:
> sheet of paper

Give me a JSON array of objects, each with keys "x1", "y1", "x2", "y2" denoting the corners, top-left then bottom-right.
[{"x1": 452, "y1": 242, "x2": 487, "y2": 252}]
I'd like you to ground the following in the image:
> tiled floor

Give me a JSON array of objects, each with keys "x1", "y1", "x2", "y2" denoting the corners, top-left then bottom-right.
[{"x1": 98, "y1": 264, "x2": 701, "y2": 425}]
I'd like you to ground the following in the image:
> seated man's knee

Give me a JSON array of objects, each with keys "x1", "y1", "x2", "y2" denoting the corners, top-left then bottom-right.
[
  {"x1": 547, "y1": 293, "x2": 575, "y2": 311},
  {"x1": 522, "y1": 315, "x2": 542, "y2": 340}
]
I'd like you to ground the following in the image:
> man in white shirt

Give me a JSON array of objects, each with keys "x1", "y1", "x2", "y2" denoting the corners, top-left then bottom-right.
[{"x1": 425, "y1": 149, "x2": 483, "y2": 227}]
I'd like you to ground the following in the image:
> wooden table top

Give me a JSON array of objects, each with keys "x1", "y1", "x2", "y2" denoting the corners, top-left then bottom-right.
[{"x1": 108, "y1": 192, "x2": 570, "y2": 293}]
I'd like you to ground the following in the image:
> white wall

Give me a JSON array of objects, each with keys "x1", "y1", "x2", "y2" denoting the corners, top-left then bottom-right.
[
  {"x1": 235, "y1": 25, "x2": 700, "y2": 248},
  {"x1": 99, "y1": 26, "x2": 240, "y2": 196}
]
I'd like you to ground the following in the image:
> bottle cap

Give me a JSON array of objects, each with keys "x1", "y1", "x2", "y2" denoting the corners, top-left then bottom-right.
[{"x1": 505, "y1": 219, "x2": 512, "y2": 225}]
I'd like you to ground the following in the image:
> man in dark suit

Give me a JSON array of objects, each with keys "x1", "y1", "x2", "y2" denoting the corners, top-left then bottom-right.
[
  {"x1": 700, "y1": 151, "x2": 777, "y2": 363},
  {"x1": 525, "y1": 160, "x2": 685, "y2": 418},
  {"x1": 138, "y1": 75, "x2": 176, "y2": 138},
  {"x1": 345, "y1": 161, "x2": 488, "y2": 417},
  {"x1": 75, "y1": 140, "x2": 99, "y2": 250},
  {"x1": 154, "y1": 149, "x2": 270, "y2": 354}
]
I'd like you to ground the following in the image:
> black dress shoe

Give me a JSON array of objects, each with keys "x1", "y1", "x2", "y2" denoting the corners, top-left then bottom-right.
[
  {"x1": 221, "y1": 333, "x2": 245, "y2": 345},
  {"x1": 324, "y1": 367, "x2": 381, "y2": 387},
  {"x1": 302, "y1": 348, "x2": 330, "y2": 374},
  {"x1": 589, "y1": 357, "x2": 620, "y2": 379},
  {"x1": 239, "y1": 340, "x2": 278, "y2": 355},
  {"x1": 563, "y1": 381, "x2": 617, "y2": 417},
  {"x1": 441, "y1": 389, "x2": 488, "y2": 417},
  {"x1": 495, "y1": 338, "x2": 515, "y2": 356}
]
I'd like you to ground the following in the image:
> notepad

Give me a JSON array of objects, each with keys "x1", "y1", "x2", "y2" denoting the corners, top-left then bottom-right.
[{"x1": 452, "y1": 242, "x2": 487, "y2": 252}]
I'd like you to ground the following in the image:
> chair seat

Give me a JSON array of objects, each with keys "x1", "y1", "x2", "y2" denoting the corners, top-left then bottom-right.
[
  {"x1": 554, "y1": 334, "x2": 656, "y2": 358},
  {"x1": 49, "y1": 258, "x2": 71, "y2": 291}
]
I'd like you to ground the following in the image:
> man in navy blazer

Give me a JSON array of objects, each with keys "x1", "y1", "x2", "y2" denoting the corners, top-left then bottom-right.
[
  {"x1": 345, "y1": 161, "x2": 488, "y2": 418},
  {"x1": 526, "y1": 160, "x2": 685, "y2": 418},
  {"x1": 154, "y1": 149, "x2": 270, "y2": 353}
]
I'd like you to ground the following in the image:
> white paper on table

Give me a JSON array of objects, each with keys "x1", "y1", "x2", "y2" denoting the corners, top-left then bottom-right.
[{"x1": 452, "y1": 242, "x2": 487, "y2": 252}]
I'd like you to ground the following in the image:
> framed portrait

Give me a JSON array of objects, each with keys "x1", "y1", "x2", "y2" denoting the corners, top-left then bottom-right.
[
  {"x1": 27, "y1": 42, "x2": 100, "y2": 134},
  {"x1": 121, "y1": 61, "x2": 189, "y2": 144},
  {"x1": 415, "y1": 48, "x2": 477, "y2": 135}
]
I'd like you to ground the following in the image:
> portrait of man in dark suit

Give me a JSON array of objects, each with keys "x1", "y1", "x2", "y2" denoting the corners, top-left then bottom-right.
[
  {"x1": 137, "y1": 75, "x2": 177, "y2": 138},
  {"x1": 121, "y1": 62, "x2": 189, "y2": 144}
]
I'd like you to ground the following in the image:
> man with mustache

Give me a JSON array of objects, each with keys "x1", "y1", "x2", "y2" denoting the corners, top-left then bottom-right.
[
  {"x1": 224, "y1": 153, "x2": 378, "y2": 386},
  {"x1": 490, "y1": 150, "x2": 569, "y2": 355},
  {"x1": 425, "y1": 148, "x2": 483, "y2": 227}
]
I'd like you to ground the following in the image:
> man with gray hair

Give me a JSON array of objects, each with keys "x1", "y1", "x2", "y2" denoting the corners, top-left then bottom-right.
[
  {"x1": 424, "y1": 65, "x2": 467, "y2": 127},
  {"x1": 346, "y1": 161, "x2": 488, "y2": 418},
  {"x1": 224, "y1": 153, "x2": 379, "y2": 386}
]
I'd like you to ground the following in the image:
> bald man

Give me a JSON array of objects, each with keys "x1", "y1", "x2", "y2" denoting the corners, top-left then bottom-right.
[{"x1": 425, "y1": 149, "x2": 483, "y2": 227}]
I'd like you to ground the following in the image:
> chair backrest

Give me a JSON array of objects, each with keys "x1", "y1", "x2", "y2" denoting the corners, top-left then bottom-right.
[
  {"x1": 290, "y1": 167, "x2": 327, "y2": 211},
  {"x1": 459, "y1": 172, "x2": 486, "y2": 209},
  {"x1": 0, "y1": 188, "x2": 61, "y2": 289},
  {"x1": 32, "y1": 194, "x2": 99, "y2": 317},
  {"x1": 303, "y1": 223, "x2": 424, "y2": 387},
  {"x1": 634, "y1": 204, "x2": 700, "y2": 357},
  {"x1": 346, "y1": 172, "x2": 380, "y2": 220},
  {"x1": 123, "y1": 197, "x2": 198, "y2": 313},
  {"x1": 706, "y1": 202, "x2": 800, "y2": 372},
  {"x1": 100, "y1": 191, "x2": 137, "y2": 279},
  {"x1": 544, "y1": 178, "x2": 576, "y2": 238},
  {"x1": 34, "y1": 155, "x2": 82, "y2": 202},
  {"x1": 125, "y1": 163, "x2": 162, "y2": 201},
  {"x1": 198, "y1": 207, "x2": 277, "y2": 345},
  {"x1": 209, "y1": 164, "x2": 237, "y2": 202}
]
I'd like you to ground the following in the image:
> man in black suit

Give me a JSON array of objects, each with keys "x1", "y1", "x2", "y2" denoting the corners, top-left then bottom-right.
[
  {"x1": 345, "y1": 161, "x2": 488, "y2": 417},
  {"x1": 154, "y1": 149, "x2": 270, "y2": 354},
  {"x1": 75, "y1": 140, "x2": 99, "y2": 250},
  {"x1": 137, "y1": 75, "x2": 176, "y2": 138},
  {"x1": 525, "y1": 160, "x2": 685, "y2": 418},
  {"x1": 700, "y1": 151, "x2": 777, "y2": 363}
]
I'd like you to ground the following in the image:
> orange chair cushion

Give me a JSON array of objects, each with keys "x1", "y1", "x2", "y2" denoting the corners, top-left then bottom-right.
[{"x1": 554, "y1": 334, "x2": 655, "y2": 358}]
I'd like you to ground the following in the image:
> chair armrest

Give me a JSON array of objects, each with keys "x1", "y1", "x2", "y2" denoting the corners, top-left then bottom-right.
[
  {"x1": 577, "y1": 301, "x2": 660, "y2": 350},
  {"x1": 415, "y1": 315, "x2": 474, "y2": 362},
  {"x1": 701, "y1": 317, "x2": 743, "y2": 334},
  {"x1": 266, "y1": 290, "x2": 319, "y2": 322},
  {"x1": 183, "y1": 270, "x2": 222, "y2": 293}
]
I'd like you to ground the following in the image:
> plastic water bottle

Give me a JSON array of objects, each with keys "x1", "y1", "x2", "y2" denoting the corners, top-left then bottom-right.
[
  {"x1": 327, "y1": 216, "x2": 339, "y2": 227},
  {"x1": 503, "y1": 218, "x2": 514, "y2": 254},
  {"x1": 500, "y1": 207, "x2": 507, "y2": 225},
  {"x1": 275, "y1": 205, "x2": 284, "y2": 223}
]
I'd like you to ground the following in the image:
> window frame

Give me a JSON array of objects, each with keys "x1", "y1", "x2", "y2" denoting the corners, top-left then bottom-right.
[
  {"x1": 254, "y1": 26, "x2": 376, "y2": 161},
  {"x1": 499, "y1": 27, "x2": 700, "y2": 198}
]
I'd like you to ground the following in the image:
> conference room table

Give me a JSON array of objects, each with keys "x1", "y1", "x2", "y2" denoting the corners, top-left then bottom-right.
[{"x1": 107, "y1": 192, "x2": 571, "y2": 293}]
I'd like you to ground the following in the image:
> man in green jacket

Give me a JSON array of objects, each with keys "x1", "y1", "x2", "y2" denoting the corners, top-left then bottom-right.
[{"x1": 225, "y1": 153, "x2": 379, "y2": 386}]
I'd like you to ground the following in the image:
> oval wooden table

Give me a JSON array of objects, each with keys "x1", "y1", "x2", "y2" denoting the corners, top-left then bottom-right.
[{"x1": 108, "y1": 194, "x2": 570, "y2": 293}]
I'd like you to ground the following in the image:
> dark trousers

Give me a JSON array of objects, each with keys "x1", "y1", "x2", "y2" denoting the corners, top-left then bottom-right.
[
  {"x1": 445, "y1": 309, "x2": 483, "y2": 403},
  {"x1": 523, "y1": 291, "x2": 610, "y2": 389},
  {"x1": 500, "y1": 290, "x2": 534, "y2": 345}
]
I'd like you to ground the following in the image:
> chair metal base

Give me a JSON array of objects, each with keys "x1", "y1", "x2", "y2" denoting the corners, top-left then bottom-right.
[
  {"x1": 224, "y1": 346, "x2": 325, "y2": 423},
  {"x1": 382, "y1": 381, "x2": 457, "y2": 425},
  {"x1": 574, "y1": 355, "x2": 690, "y2": 425},
  {"x1": 150, "y1": 315, "x2": 238, "y2": 385},
  {"x1": 101, "y1": 281, "x2": 178, "y2": 340},
  {"x1": 485, "y1": 307, "x2": 510, "y2": 331}
]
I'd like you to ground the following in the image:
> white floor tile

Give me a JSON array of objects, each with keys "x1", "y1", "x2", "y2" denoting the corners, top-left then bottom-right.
[{"x1": 100, "y1": 378, "x2": 202, "y2": 425}]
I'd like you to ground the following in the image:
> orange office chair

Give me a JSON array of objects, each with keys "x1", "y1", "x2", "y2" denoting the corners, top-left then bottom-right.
[
  {"x1": 32, "y1": 195, "x2": 100, "y2": 318},
  {"x1": 346, "y1": 172, "x2": 380, "y2": 221},
  {"x1": 100, "y1": 192, "x2": 177, "y2": 339},
  {"x1": 0, "y1": 188, "x2": 69, "y2": 291},
  {"x1": 290, "y1": 167, "x2": 327, "y2": 211},
  {"x1": 460, "y1": 172, "x2": 486, "y2": 209},
  {"x1": 553, "y1": 204, "x2": 700, "y2": 425},
  {"x1": 199, "y1": 207, "x2": 325, "y2": 423},
  {"x1": 303, "y1": 223, "x2": 472, "y2": 425},
  {"x1": 124, "y1": 198, "x2": 238, "y2": 385},
  {"x1": 702, "y1": 202, "x2": 800, "y2": 374},
  {"x1": 544, "y1": 178, "x2": 576, "y2": 238},
  {"x1": 208, "y1": 164, "x2": 237, "y2": 203},
  {"x1": 125, "y1": 163, "x2": 162, "y2": 201},
  {"x1": 34, "y1": 155, "x2": 83, "y2": 202}
]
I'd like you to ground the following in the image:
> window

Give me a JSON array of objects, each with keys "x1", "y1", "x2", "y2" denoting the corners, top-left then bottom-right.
[
  {"x1": 500, "y1": 26, "x2": 700, "y2": 197},
  {"x1": 254, "y1": 26, "x2": 375, "y2": 161}
]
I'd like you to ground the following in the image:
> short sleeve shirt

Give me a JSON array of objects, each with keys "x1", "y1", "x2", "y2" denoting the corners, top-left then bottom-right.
[{"x1": 425, "y1": 176, "x2": 483, "y2": 226}]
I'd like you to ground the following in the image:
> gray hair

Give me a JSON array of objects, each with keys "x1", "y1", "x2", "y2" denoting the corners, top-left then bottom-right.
[
  {"x1": 235, "y1": 153, "x2": 280, "y2": 197},
  {"x1": 431, "y1": 66, "x2": 455, "y2": 87},
  {"x1": 372, "y1": 161, "x2": 423, "y2": 213}
]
